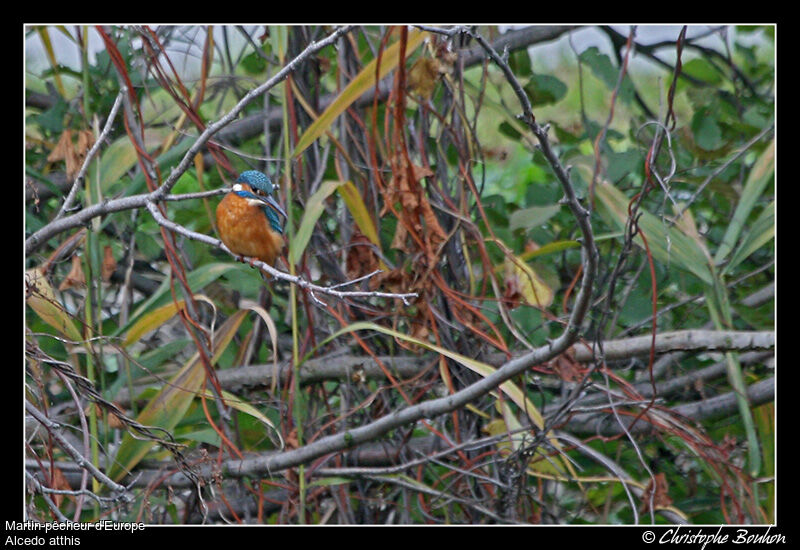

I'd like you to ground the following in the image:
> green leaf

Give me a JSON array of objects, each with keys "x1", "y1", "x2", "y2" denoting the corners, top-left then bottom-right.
[
  {"x1": 109, "y1": 311, "x2": 247, "y2": 481},
  {"x1": 508, "y1": 49, "x2": 532, "y2": 78},
  {"x1": 33, "y1": 99, "x2": 68, "y2": 133},
  {"x1": 141, "y1": 88, "x2": 183, "y2": 125},
  {"x1": 308, "y1": 477, "x2": 353, "y2": 488},
  {"x1": 579, "y1": 46, "x2": 634, "y2": 103},
  {"x1": 100, "y1": 128, "x2": 170, "y2": 191},
  {"x1": 498, "y1": 121, "x2": 522, "y2": 141},
  {"x1": 691, "y1": 109, "x2": 723, "y2": 151},
  {"x1": 605, "y1": 149, "x2": 643, "y2": 183},
  {"x1": 524, "y1": 73, "x2": 567, "y2": 107},
  {"x1": 122, "y1": 137, "x2": 195, "y2": 197},
  {"x1": 715, "y1": 139, "x2": 774, "y2": 263},
  {"x1": 595, "y1": 181, "x2": 713, "y2": 285},
  {"x1": 508, "y1": 204, "x2": 562, "y2": 232},
  {"x1": 289, "y1": 180, "x2": 345, "y2": 265},
  {"x1": 241, "y1": 51, "x2": 267, "y2": 75},
  {"x1": 681, "y1": 57, "x2": 723, "y2": 85},
  {"x1": 270, "y1": 25, "x2": 288, "y2": 61},
  {"x1": 723, "y1": 200, "x2": 774, "y2": 274},
  {"x1": 198, "y1": 388, "x2": 283, "y2": 449},
  {"x1": 519, "y1": 240, "x2": 580, "y2": 260}
]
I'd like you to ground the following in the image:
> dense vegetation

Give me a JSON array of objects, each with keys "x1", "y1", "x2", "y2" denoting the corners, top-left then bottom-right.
[{"x1": 25, "y1": 25, "x2": 774, "y2": 524}]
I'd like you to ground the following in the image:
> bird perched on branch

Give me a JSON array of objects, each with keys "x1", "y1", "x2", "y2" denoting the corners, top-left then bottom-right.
[{"x1": 216, "y1": 170, "x2": 288, "y2": 270}]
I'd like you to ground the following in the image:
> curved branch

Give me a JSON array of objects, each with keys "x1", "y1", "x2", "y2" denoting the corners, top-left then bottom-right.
[
  {"x1": 25, "y1": 25, "x2": 352, "y2": 256},
  {"x1": 131, "y1": 25, "x2": 600, "y2": 486}
]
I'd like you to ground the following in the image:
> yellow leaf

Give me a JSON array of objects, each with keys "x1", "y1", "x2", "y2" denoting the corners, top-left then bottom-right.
[
  {"x1": 109, "y1": 310, "x2": 247, "y2": 481},
  {"x1": 123, "y1": 300, "x2": 186, "y2": 347},
  {"x1": 198, "y1": 388, "x2": 284, "y2": 449},
  {"x1": 293, "y1": 28, "x2": 426, "y2": 157},
  {"x1": 25, "y1": 268, "x2": 82, "y2": 341},
  {"x1": 407, "y1": 57, "x2": 439, "y2": 99},
  {"x1": 504, "y1": 256, "x2": 554, "y2": 308},
  {"x1": 338, "y1": 181, "x2": 381, "y2": 248}
]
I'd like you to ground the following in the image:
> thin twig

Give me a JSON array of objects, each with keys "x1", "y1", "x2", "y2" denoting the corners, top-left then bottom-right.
[
  {"x1": 25, "y1": 401, "x2": 131, "y2": 499},
  {"x1": 55, "y1": 88, "x2": 125, "y2": 220},
  {"x1": 144, "y1": 201, "x2": 418, "y2": 304}
]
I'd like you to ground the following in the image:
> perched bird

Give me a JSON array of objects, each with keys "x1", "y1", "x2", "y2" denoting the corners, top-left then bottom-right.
[{"x1": 216, "y1": 170, "x2": 288, "y2": 268}]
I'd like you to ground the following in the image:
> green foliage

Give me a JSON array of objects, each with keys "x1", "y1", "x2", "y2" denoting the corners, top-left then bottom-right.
[{"x1": 24, "y1": 25, "x2": 774, "y2": 525}]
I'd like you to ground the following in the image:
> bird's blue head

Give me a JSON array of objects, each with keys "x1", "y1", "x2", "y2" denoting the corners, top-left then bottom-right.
[
  {"x1": 236, "y1": 170, "x2": 276, "y2": 195},
  {"x1": 232, "y1": 170, "x2": 287, "y2": 234}
]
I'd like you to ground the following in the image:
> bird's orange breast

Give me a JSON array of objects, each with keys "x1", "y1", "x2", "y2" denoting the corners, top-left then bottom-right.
[{"x1": 216, "y1": 192, "x2": 284, "y2": 266}]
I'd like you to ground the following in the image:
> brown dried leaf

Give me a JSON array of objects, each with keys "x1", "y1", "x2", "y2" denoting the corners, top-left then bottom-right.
[
  {"x1": 346, "y1": 231, "x2": 380, "y2": 280},
  {"x1": 640, "y1": 472, "x2": 672, "y2": 513},
  {"x1": 50, "y1": 467, "x2": 71, "y2": 508},
  {"x1": 76, "y1": 129, "x2": 95, "y2": 155},
  {"x1": 408, "y1": 57, "x2": 439, "y2": 100},
  {"x1": 390, "y1": 219, "x2": 411, "y2": 253},
  {"x1": 101, "y1": 246, "x2": 117, "y2": 282},
  {"x1": 551, "y1": 355, "x2": 582, "y2": 382},
  {"x1": 420, "y1": 199, "x2": 447, "y2": 240},
  {"x1": 85, "y1": 402, "x2": 125, "y2": 429},
  {"x1": 502, "y1": 270, "x2": 522, "y2": 310},
  {"x1": 47, "y1": 129, "x2": 73, "y2": 162},
  {"x1": 58, "y1": 255, "x2": 85, "y2": 291},
  {"x1": 47, "y1": 129, "x2": 96, "y2": 179},
  {"x1": 369, "y1": 267, "x2": 407, "y2": 293}
]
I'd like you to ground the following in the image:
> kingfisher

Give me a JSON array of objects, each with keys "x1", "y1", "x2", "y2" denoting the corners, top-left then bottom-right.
[{"x1": 216, "y1": 170, "x2": 288, "y2": 269}]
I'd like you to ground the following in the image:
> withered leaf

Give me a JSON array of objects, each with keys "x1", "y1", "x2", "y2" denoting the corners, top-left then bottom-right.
[
  {"x1": 101, "y1": 245, "x2": 117, "y2": 282},
  {"x1": 408, "y1": 57, "x2": 439, "y2": 100},
  {"x1": 640, "y1": 472, "x2": 673, "y2": 513},
  {"x1": 47, "y1": 129, "x2": 96, "y2": 179},
  {"x1": 58, "y1": 254, "x2": 85, "y2": 291},
  {"x1": 346, "y1": 231, "x2": 380, "y2": 280}
]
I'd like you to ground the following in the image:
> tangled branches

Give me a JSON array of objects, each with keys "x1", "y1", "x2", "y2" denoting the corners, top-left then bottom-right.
[{"x1": 25, "y1": 24, "x2": 774, "y2": 525}]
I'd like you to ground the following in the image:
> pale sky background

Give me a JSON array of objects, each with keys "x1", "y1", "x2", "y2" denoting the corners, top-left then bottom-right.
[{"x1": 25, "y1": 25, "x2": 754, "y2": 82}]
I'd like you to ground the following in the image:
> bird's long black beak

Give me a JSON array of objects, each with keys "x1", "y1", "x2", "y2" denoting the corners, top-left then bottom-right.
[{"x1": 263, "y1": 194, "x2": 288, "y2": 221}]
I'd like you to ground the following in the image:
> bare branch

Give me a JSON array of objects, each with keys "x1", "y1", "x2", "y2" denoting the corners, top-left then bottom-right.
[{"x1": 571, "y1": 330, "x2": 774, "y2": 362}]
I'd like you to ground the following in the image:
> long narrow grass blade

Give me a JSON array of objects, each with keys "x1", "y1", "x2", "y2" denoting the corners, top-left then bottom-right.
[
  {"x1": 290, "y1": 180, "x2": 345, "y2": 266},
  {"x1": 198, "y1": 387, "x2": 284, "y2": 449},
  {"x1": 338, "y1": 181, "x2": 382, "y2": 248},
  {"x1": 596, "y1": 180, "x2": 713, "y2": 284},
  {"x1": 723, "y1": 200, "x2": 774, "y2": 276},
  {"x1": 705, "y1": 282, "x2": 762, "y2": 478},
  {"x1": 25, "y1": 268, "x2": 82, "y2": 342},
  {"x1": 312, "y1": 321, "x2": 578, "y2": 481},
  {"x1": 109, "y1": 310, "x2": 247, "y2": 481},
  {"x1": 122, "y1": 299, "x2": 185, "y2": 347},
  {"x1": 292, "y1": 29, "x2": 426, "y2": 157},
  {"x1": 35, "y1": 27, "x2": 66, "y2": 97},
  {"x1": 715, "y1": 139, "x2": 774, "y2": 264}
]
